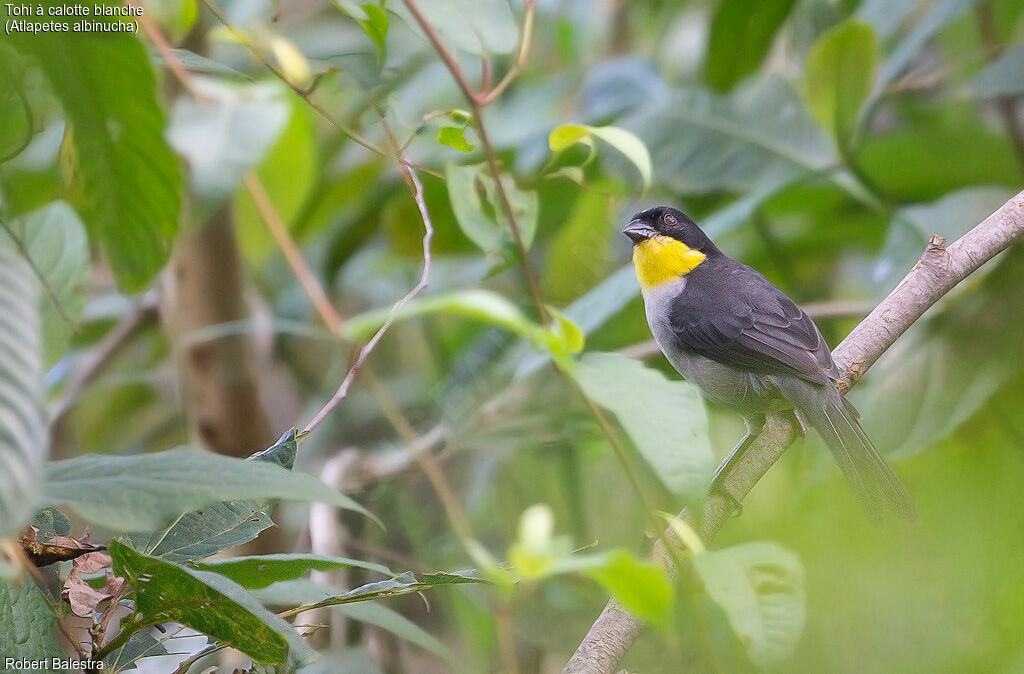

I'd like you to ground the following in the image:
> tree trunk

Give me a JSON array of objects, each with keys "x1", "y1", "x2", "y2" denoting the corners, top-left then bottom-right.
[{"x1": 162, "y1": 206, "x2": 272, "y2": 457}]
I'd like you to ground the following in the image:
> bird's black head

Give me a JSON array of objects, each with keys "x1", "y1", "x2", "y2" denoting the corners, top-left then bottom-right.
[{"x1": 622, "y1": 206, "x2": 717, "y2": 253}]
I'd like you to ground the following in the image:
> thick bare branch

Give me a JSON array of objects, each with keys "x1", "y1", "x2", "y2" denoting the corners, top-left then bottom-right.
[{"x1": 564, "y1": 188, "x2": 1024, "y2": 674}]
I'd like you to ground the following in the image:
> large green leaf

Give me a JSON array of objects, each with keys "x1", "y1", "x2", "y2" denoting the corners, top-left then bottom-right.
[
  {"x1": 167, "y1": 79, "x2": 290, "y2": 198},
  {"x1": 1, "y1": 201, "x2": 90, "y2": 364},
  {"x1": 693, "y1": 542, "x2": 805, "y2": 666},
  {"x1": 43, "y1": 444, "x2": 374, "y2": 532},
  {"x1": 7, "y1": 3, "x2": 182, "y2": 292},
  {"x1": 802, "y1": 20, "x2": 876, "y2": 145},
  {"x1": 389, "y1": 0, "x2": 518, "y2": 56},
  {"x1": 572, "y1": 352, "x2": 713, "y2": 499},
  {"x1": 0, "y1": 249, "x2": 46, "y2": 541},
  {"x1": 128, "y1": 430, "x2": 297, "y2": 561},
  {"x1": 0, "y1": 580, "x2": 66, "y2": 667},
  {"x1": 446, "y1": 162, "x2": 538, "y2": 258},
  {"x1": 704, "y1": 0, "x2": 797, "y2": 92},
  {"x1": 634, "y1": 77, "x2": 837, "y2": 194},
  {"x1": 195, "y1": 554, "x2": 392, "y2": 589},
  {"x1": 109, "y1": 540, "x2": 318, "y2": 667}
]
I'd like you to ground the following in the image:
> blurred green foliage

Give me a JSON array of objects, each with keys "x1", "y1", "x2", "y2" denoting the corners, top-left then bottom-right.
[{"x1": 2, "y1": 0, "x2": 1024, "y2": 671}]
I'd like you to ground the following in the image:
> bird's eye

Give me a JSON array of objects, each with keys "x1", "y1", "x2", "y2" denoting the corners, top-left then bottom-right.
[{"x1": 664, "y1": 213, "x2": 677, "y2": 225}]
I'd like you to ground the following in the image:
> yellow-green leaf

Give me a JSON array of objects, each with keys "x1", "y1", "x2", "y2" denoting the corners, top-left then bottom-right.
[{"x1": 437, "y1": 126, "x2": 475, "y2": 152}]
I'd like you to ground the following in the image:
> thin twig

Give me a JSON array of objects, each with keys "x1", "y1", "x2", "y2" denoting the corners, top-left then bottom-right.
[
  {"x1": 564, "y1": 189, "x2": 1024, "y2": 674},
  {"x1": 243, "y1": 174, "x2": 344, "y2": 334},
  {"x1": 401, "y1": 0, "x2": 549, "y2": 321},
  {"x1": 303, "y1": 161, "x2": 433, "y2": 433}
]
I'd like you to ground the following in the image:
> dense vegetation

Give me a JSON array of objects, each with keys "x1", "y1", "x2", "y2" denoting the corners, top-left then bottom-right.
[{"x1": 1, "y1": 0, "x2": 1023, "y2": 672}]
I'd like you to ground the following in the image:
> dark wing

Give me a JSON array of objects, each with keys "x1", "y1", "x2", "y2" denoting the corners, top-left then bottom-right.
[{"x1": 669, "y1": 263, "x2": 836, "y2": 385}]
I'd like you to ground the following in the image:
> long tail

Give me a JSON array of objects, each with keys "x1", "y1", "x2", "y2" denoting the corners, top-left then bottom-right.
[{"x1": 797, "y1": 384, "x2": 916, "y2": 523}]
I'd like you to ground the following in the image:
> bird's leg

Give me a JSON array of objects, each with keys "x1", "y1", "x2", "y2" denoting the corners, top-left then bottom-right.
[{"x1": 709, "y1": 415, "x2": 766, "y2": 513}]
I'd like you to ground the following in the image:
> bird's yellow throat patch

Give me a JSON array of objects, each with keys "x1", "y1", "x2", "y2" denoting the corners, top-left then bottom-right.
[{"x1": 632, "y1": 235, "x2": 706, "y2": 290}]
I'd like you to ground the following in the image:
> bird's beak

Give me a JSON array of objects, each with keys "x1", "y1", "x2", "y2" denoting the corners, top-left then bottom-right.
[{"x1": 623, "y1": 219, "x2": 657, "y2": 244}]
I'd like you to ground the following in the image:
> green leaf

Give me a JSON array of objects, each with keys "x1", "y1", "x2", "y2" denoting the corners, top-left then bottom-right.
[
  {"x1": 141, "y1": 0, "x2": 198, "y2": 44},
  {"x1": 167, "y1": 79, "x2": 290, "y2": 198},
  {"x1": 572, "y1": 352, "x2": 713, "y2": 499},
  {"x1": 1, "y1": 201, "x2": 90, "y2": 364},
  {"x1": 0, "y1": 249, "x2": 45, "y2": 541},
  {"x1": 137, "y1": 502, "x2": 274, "y2": 563},
  {"x1": 587, "y1": 549, "x2": 674, "y2": 625},
  {"x1": 125, "y1": 428, "x2": 301, "y2": 561},
  {"x1": 343, "y1": 289, "x2": 571, "y2": 359},
  {"x1": 310, "y1": 570, "x2": 485, "y2": 605},
  {"x1": 155, "y1": 48, "x2": 250, "y2": 80},
  {"x1": 543, "y1": 188, "x2": 612, "y2": 303},
  {"x1": 0, "y1": 580, "x2": 66, "y2": 666},
  {"x1": 547, "y1": 124, "x2": 590, "y2": 151},
  {"x1": 234, "y1": 97, "x2": 316, "y2": 259},
  {"x1": 103, "y1": 632, "x2": 168, "y2": 672},
  {"x1": 857, "y1": 104, "x2": 1021, "y2": 202},
  {"x1": 7, "y1": 5, "x2": 182, "y2": 292},
  {"x1": 389, "y1": 0, "x2": 518, "y2": 55},
  {"x1": 693, "y1": 542, "x2": 805, "y2": 666},
  {"x1": 546, "y1": 306, "x2": 585, "y2": 356},
  {"x1": 447, "y1": 163, "x2": 539, "y2": 257},
  {"x1": 704, "y1": 0, "x2": 797, "y2": 92},
  {"x1": 969, "y1": 43, "x2": 1024, "y2": 98},
  {"x1": 803, "y1": 20, "x2": 876, "y2": 145},
  {"x1": 548, "y1": 125, "x2": 652, "y2": 190},
  {"x1": 109, "y1": 540, "x2": 318, "y2": 667},
  {"x1": 359, "y1": 3, "x2": 389, "y2": 64},
  {"x1": 30, "y1": 507, "x2": 71, "y2": 541},
  {"x1": 0, "y1": 56, "x2": 32, "y2": 163},
  {"x1": 446, "y1": 163, "x2": 500, "y2": 252},
  {"x1": 195, "y1": 554, "x2": 393, "y2": 589},
  {"x1": 437, "y1": 126, "x2": 475, "y2": 152},
  {"x1": 636, "y1": 77, "x2": 837, "y2": 195},
  {"x1": 43, "y1": 444, "x2": 374, "y2": 533}
]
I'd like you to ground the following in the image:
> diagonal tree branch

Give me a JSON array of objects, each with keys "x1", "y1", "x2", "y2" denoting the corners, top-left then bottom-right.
[{"x1": 564, "y1": 188, "x2": 1024, "y2": 674}]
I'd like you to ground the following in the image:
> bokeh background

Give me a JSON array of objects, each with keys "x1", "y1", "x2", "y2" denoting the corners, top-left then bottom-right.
[{"x1": 3, "y1": 0, "x2": 1024, "y2": 671}]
